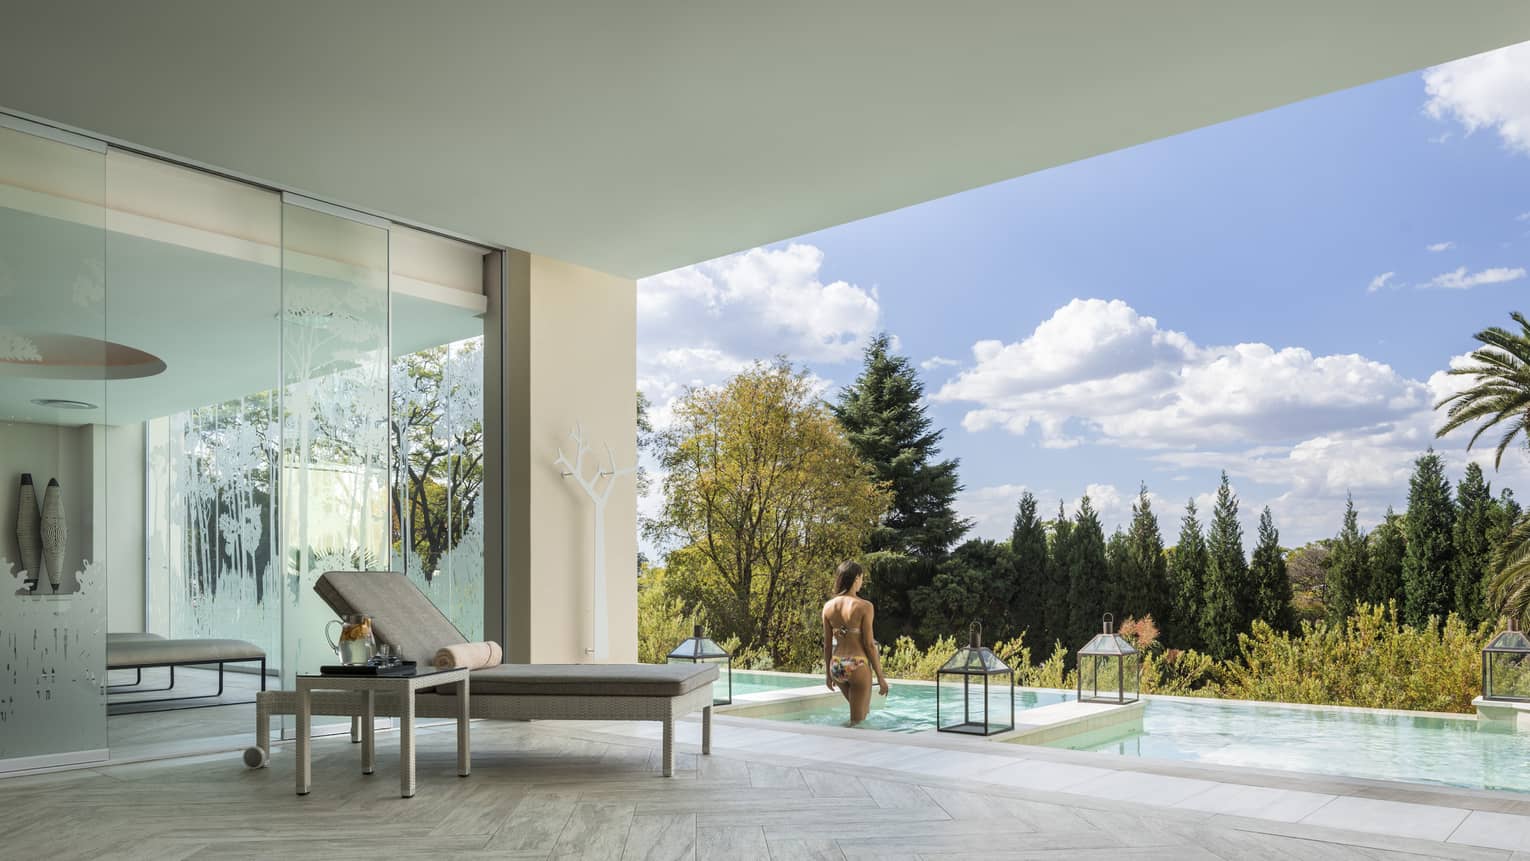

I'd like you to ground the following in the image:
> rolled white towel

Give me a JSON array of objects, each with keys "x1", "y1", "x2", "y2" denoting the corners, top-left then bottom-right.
[{"x1": 433, "y1": 641, "x2": 503, "y2": 670}]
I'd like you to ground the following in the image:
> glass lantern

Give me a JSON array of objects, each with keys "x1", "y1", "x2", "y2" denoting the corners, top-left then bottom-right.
[
  {"x1": 1077, "y1": 613, "x2": 1140, "y2": 704},
  {"x1": 1483, "y1": 619, "x2": 1530, "y2": 703},
  {"x1": 668, "y1": 624, "x2": 732, "y2": 705},
  {"x1": 935, "y1": 621, "x2": 1015, "y2": 736}
]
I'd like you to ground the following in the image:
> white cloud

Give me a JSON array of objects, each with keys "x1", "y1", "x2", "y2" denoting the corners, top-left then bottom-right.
[
  {"x1": 1367, "y1": 272, "x2": 1396, "y2": 293},
  {"x1": 1425, "y1": 41, "x2": 1530, "y2": 154},
  {"x1": 936, "y1": 298, "x2": 1426, "y2": 451},
  {"x1": 956, "y1": 483, "x2": 1031, "y2": 541},
  {"x1": 1426, "y1": 241, "x2": 1456, "y2": 252},
  {"x1": 1423, "y1": 266, "x2": 1526, "y2": 290},
  {"x1": 921, "y1": 356, "x2": 961, "y2": 371},
  {"x1": 1517, "y1": 211, "x2": 1530, "y2": 222}
]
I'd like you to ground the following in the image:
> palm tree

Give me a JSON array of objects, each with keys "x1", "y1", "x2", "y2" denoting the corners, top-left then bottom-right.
[{"x1": 1435, "y1": 311, "x2": 1530, "y2": 620}]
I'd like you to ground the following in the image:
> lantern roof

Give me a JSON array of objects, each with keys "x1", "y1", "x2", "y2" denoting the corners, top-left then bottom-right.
[
  {"x1": 1486, "y1": 626, "x2": 1530, "y2": 654},
  {"x1": 668, "y1": 625, "x2": 729, "y2": 660},
  {"x1": 1079, "y1": 614, "x2": 1138, "y2": 657},
  {"x1": 937, "y1": 622, "x2": 1012, "y2": 676}
]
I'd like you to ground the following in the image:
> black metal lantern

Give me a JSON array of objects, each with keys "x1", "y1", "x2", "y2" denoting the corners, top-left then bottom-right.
[
  {"x1": 1482, "y1": 619, "x2": 1530, "y2": 703},
  {"x1": 1077, "y1": 613, "x2": 1140, "y2": 704},
  {"x1": 935, "y1": 621, "x2": 1015, "y2": 736},
  {"x1": 668, "y1": 624, "x2": 732, "y2": 705}
]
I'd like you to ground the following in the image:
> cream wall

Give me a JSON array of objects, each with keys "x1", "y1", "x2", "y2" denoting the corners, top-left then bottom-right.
[{"x1": 501, "y1": 252, "x2": 638, "y2": 664}]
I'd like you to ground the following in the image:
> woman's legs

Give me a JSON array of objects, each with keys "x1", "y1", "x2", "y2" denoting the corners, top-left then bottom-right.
[{"x1": 845, "y1": 663, "x2": 873, "y2": 724}]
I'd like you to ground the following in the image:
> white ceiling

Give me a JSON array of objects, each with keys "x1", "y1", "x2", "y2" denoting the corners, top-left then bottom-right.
[{"x1": 2, "y1": 3, "x2": 1529, "y2": 278}]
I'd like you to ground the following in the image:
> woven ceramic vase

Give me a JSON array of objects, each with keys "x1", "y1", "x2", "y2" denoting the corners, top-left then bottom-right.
[
  {"x1": 15, "y1": 473, "x2": 40, "y2": 592},
  {"x1": 39, "y1": 479, "x2": 65, "y2": 594}
]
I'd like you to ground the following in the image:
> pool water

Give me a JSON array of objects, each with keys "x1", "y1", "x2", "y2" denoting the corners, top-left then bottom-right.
[
  {"x1": 1052, "y1": 698, "x2": 1530, "y2": 794},
  {"x1": 747, "y1": 681, "x2": 1069, "y2": 733},
  {"x1": 728, "y1": 670, "x2": 821, "y2": 697}
]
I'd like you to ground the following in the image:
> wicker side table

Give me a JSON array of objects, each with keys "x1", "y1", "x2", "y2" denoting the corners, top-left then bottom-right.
[{"x1": 295, "y1": 666, "x2": 470, "y2": 799}]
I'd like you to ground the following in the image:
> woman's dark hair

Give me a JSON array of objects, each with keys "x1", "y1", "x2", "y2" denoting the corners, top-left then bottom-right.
[{"x1": 833, "y1": 560, "x2": 864, "y2": 596}]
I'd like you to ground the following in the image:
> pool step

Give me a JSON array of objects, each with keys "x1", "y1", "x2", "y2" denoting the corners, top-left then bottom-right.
[{"x1": 991, "y1": 699, "x2": 1145, "y2": 746}]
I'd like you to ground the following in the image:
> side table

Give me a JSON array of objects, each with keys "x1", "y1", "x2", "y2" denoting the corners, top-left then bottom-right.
[{"x1": 295, "y1": 666, "x2": 470, "y2": 798}]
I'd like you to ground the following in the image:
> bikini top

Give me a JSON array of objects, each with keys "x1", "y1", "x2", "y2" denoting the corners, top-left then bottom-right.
[{"x1": 833, "y1": 624, "x2": 861, "y2": 637}]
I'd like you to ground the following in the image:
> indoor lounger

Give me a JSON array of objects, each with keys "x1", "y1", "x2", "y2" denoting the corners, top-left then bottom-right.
[
  {"x1": 107, "y1": 635, "x2": 267, "y2": 708},
  {"x1": 245, "y1": 571, "x2": 717, "y2": 776}
]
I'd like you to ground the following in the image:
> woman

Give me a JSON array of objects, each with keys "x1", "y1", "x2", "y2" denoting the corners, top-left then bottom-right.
[{"x1": 821, "y1": 560, "x2": 889, "y2": 724}]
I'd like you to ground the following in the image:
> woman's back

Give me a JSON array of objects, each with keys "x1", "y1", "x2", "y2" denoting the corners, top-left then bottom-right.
[{"x1": 823, "y1": 595, "x2": 867, "y2": 656}]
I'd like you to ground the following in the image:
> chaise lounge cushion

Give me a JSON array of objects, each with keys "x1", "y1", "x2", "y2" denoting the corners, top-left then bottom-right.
[
  {"x1": 315, "y1": 570, "x2": 468, "y2": 663},
  {"x1": 107, "y1": 638, "x2": 265, "y2": 668},
  {"x1": 431, "y1": 662, "x2": 718, "y2": 697}
]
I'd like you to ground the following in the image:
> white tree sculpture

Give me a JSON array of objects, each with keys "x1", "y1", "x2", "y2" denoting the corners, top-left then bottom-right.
[{"x1": 553, "y1": 424, "x2": 636, "y2": 659}]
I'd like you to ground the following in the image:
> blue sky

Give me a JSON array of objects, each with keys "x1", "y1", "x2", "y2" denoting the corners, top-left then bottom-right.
[{"x1": 638, "y1": 41, "x2": 1530, "y2": 549}]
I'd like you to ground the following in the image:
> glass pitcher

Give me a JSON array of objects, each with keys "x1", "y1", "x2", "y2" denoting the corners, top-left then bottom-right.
[{"x1": 325, "y1": 614, "x2": 376, "y2": 665}]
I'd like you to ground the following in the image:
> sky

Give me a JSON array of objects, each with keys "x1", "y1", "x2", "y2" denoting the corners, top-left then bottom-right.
[{"x1": 637, "y1": 41, "x2": 1530, "y2": 553}]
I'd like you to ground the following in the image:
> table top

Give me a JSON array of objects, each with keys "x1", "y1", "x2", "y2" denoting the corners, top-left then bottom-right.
[{"x1": 297, "y1": 665, "x2": 469, "y2": 686}]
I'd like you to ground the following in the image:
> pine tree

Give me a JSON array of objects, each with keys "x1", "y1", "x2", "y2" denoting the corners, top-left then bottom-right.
[
  {"x1": 1202, "y1": 473, "x2": 1249, "y2": 659},
  {"x1": 1009, "y1": 492, "x2": 1049, "y2": 651},
  {"x1": 1105, "y1": 528, "x2": 1129, "y2": 618},
  {"x1": 1043, "y1": 501, "x2": 1074, "y2": 649},
  {"x1": 1327, "y1": 493, "x2": 1369, "y2": 623},
  {"x1": 1452, "y1": 462, "x2": 1493, "y2": 628},
  {"x1": 1366, "y1": 507, "x2": 1407, "y2": 607},
  {"x1": 1403, "y1": 450, "x2": 1455, "y2": 627},
  {"x1": 832, "y1": 334, "x2": 970, "y2": 642},
  {"x1": 1249, "y1": 506, "x2": 1294, "y2": 631},
  {"x1": 1166, "y1": 500, "x2": 1208, "y2": 650},
  {"x1": 1067, "y1": 495, "x2": 1109, "y2": 647},
  {"x1": 1117, "y1": 484, "x2": 1169, "y2": 627}
]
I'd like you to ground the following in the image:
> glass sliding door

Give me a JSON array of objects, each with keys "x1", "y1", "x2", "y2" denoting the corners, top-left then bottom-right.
[
  {"x1": 0, "y1": 120, "x2": 109, "y2": 768},
  {"x1": 279, "y1": 197, "x2": 390, "y2": 732}
]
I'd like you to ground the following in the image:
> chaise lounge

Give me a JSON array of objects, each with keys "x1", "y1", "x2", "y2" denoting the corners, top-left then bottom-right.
[
  {"x1": 246, "y1": 571, "x2": 717, "y2": 776},
  {"x1": 107, "y1": 631, "x2": 268, "y2": 709}
]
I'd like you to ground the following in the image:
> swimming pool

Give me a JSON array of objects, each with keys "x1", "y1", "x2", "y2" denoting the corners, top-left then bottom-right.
[
  {"x1": 729, "y1": 670, "x2": 821, "y2": 697},
  {"x1": 737, "y1": 679, "x2": 1069, "y2": 733},
  {"x1": 1052, "y1": 697, "x2": 1530, "y2": 794}
]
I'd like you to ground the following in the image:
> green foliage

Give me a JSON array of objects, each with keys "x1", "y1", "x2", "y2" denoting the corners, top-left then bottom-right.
[
  {"x1": 636, "y1": 564, "x2": 706, "y2": 665},
  {"x1": 1166, "y1": 500, "x2": 1207, "y2": 650},
  {"x1": 1452, "y1": 463, "x2": 1494, "y2": 628},
  {"x1": 1218, "y1": 604, "x2": 1489, "y2": 713},
  {"x1": 1043, "y1": 501, "x2": 1074, "y2": 651},
  {"x1": 832, "y1": 334, "x2": 969, "y2": 643},
  {"x1": 1327, "y1": 494, "x2": 1368, "y2": 623},
  {"x1": 1249, "y1": 507, "x2": 1294, "y2": 631},
  {"x1": 1009, "y1": 492, "x2": 1048, "y2": 651},
  {"x1": 1201, "y1": 473, "x2": 1249, "y2": 659},
  {"x1": 1116, "y1": 486, "x2": 1169, "y2": 630},
  {"x1": 1286, "y1": 541, "x2": 1331, "y2": 626},
  {"x1": 1434, "y1": 310, "x2": 1530, "y2": 469},
  {"x1": 1066, "y1": 496, "x2": 1108, "y2": 647},
  {"x1": 1404, "y1": 450, "x2": 1456, "y2": 626},
  {"x1": 911, "y1": 538, "x2": 1017, "y2": 643},
  {"x1": 1365, "y1": 508, "x2": 1406, "y2": 608}
]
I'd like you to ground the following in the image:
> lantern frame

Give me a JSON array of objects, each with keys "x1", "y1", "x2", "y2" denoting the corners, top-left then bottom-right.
[
  {"x1": 1076, "y1": 613, "x2": 1141, "y2": 705},
  {"x1": 667, "y1": 624, "x2": 733, "y2": 706},
  {"x1": 1482, "y1": 618, "x2": 1530, "y2": 704},
  {"x1": 934, "y1": 621, "x2": 1015, "y2": 736}
]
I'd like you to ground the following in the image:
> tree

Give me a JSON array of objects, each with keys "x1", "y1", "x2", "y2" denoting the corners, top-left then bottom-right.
[
  {"x1": 1105, "y1": 528, "x2": 1129, "y2": 619},
  {"x1": 1067, "y1": 495, "x2": 1108, "y2": 647},
  {"x1": 1248, "y1": 507, "x2": 1294, "y2": 631},
  {"x1": 1403, "y1": 450, "x2": 1455, "y2": 627},
  {"x1": 1044, "y1": 501, "x2": 1074, "y2": 648},
  {"x1": 1166, "y1": 500, "x2": 1207, "y2": 650},
  {"x1": 1201, "y1": 473, "x2": 1249, "y2": 659},
  {"x1": 1327, "y1": 494, "x2": 1368, "y2": 623},
  {"x1": 1117, "y1": 485, "x2": 1170, "y2": 628},
  {"x1": 653, "y1": 360, "x2": 891, "y2": 666},
  {"x1": 1452, "y1": 462, "x2": 1494, "y2": 628},
  {"x1": 832, "y1": 334, "x2": 969, "y2": 643},
  {"x1": 1366, "y1": 508, "x2": 1406, "y2": 608},
  {"x1": 1009, "y1": 492, "x2": 1049, "y2": 650},
  {"x1": 1287, "y1": 541, "x2": 1332, "y2": 625},
  {"x1": 911, "y1": 539, "x2": 1016, "y2": 643},
  {"x1": 1435, "y1": 311, "x2": 1530, "y2": 469}
]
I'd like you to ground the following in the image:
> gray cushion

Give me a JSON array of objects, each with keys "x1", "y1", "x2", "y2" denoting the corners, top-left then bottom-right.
[
  {"x1": 432, "y1": 662, "x2": 718, "y2": 697},
  {"x1": 107, "y1": 638, "x2": 265, "y2": 668},
  {"x1": 314, "y1": 571, "x2": 467, "y2": 663}
]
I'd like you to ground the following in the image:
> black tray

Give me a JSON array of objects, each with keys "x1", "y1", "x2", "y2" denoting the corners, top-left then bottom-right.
[{"x1": 319, "y1": 660, "x2": 418, "y2": 677}]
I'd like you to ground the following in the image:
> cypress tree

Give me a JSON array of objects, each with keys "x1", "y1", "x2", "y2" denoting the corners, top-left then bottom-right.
[
  {"x1": 832, "y1": 333, "x2": 970, "y2": 642},
  {"x1": 1249, "y1": 506, "x2": 1294, "y2": 631},
  {"x1": 1009, "y1": 492, "x2": 1049, "y2": 651},
  {"x1": 1167, "y1": 500, "x2": 1208, "y2": 650},
  {"x1": 1044, "y1": 501, "x2": 1074, "y2": 648},
  {"x1": 1452, "y1": 462, "x2": 1493, "y2": 628},
  {"x1": 1118, "y1": 484, "x2": 1169, "y2": 627},
  {"x1": 1202, "y1": 473, "x2": 1249, "y2": 659},
  {"x1": 1105, "y1": 528, "x2": 1129, "y2": 619},
  {"x1": 1327, "y1": 493, "x2": 1369, "y2": 623},
  {"x1": 1067, "y1": 495, "x2": 1108, "y2": 647},
  {"x1": 1403, "y1": 450, "x2": 1455, "y2": 627},
  {"x1": 1366, "y1": 507, "x2": 1406, "y2": 608}
]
